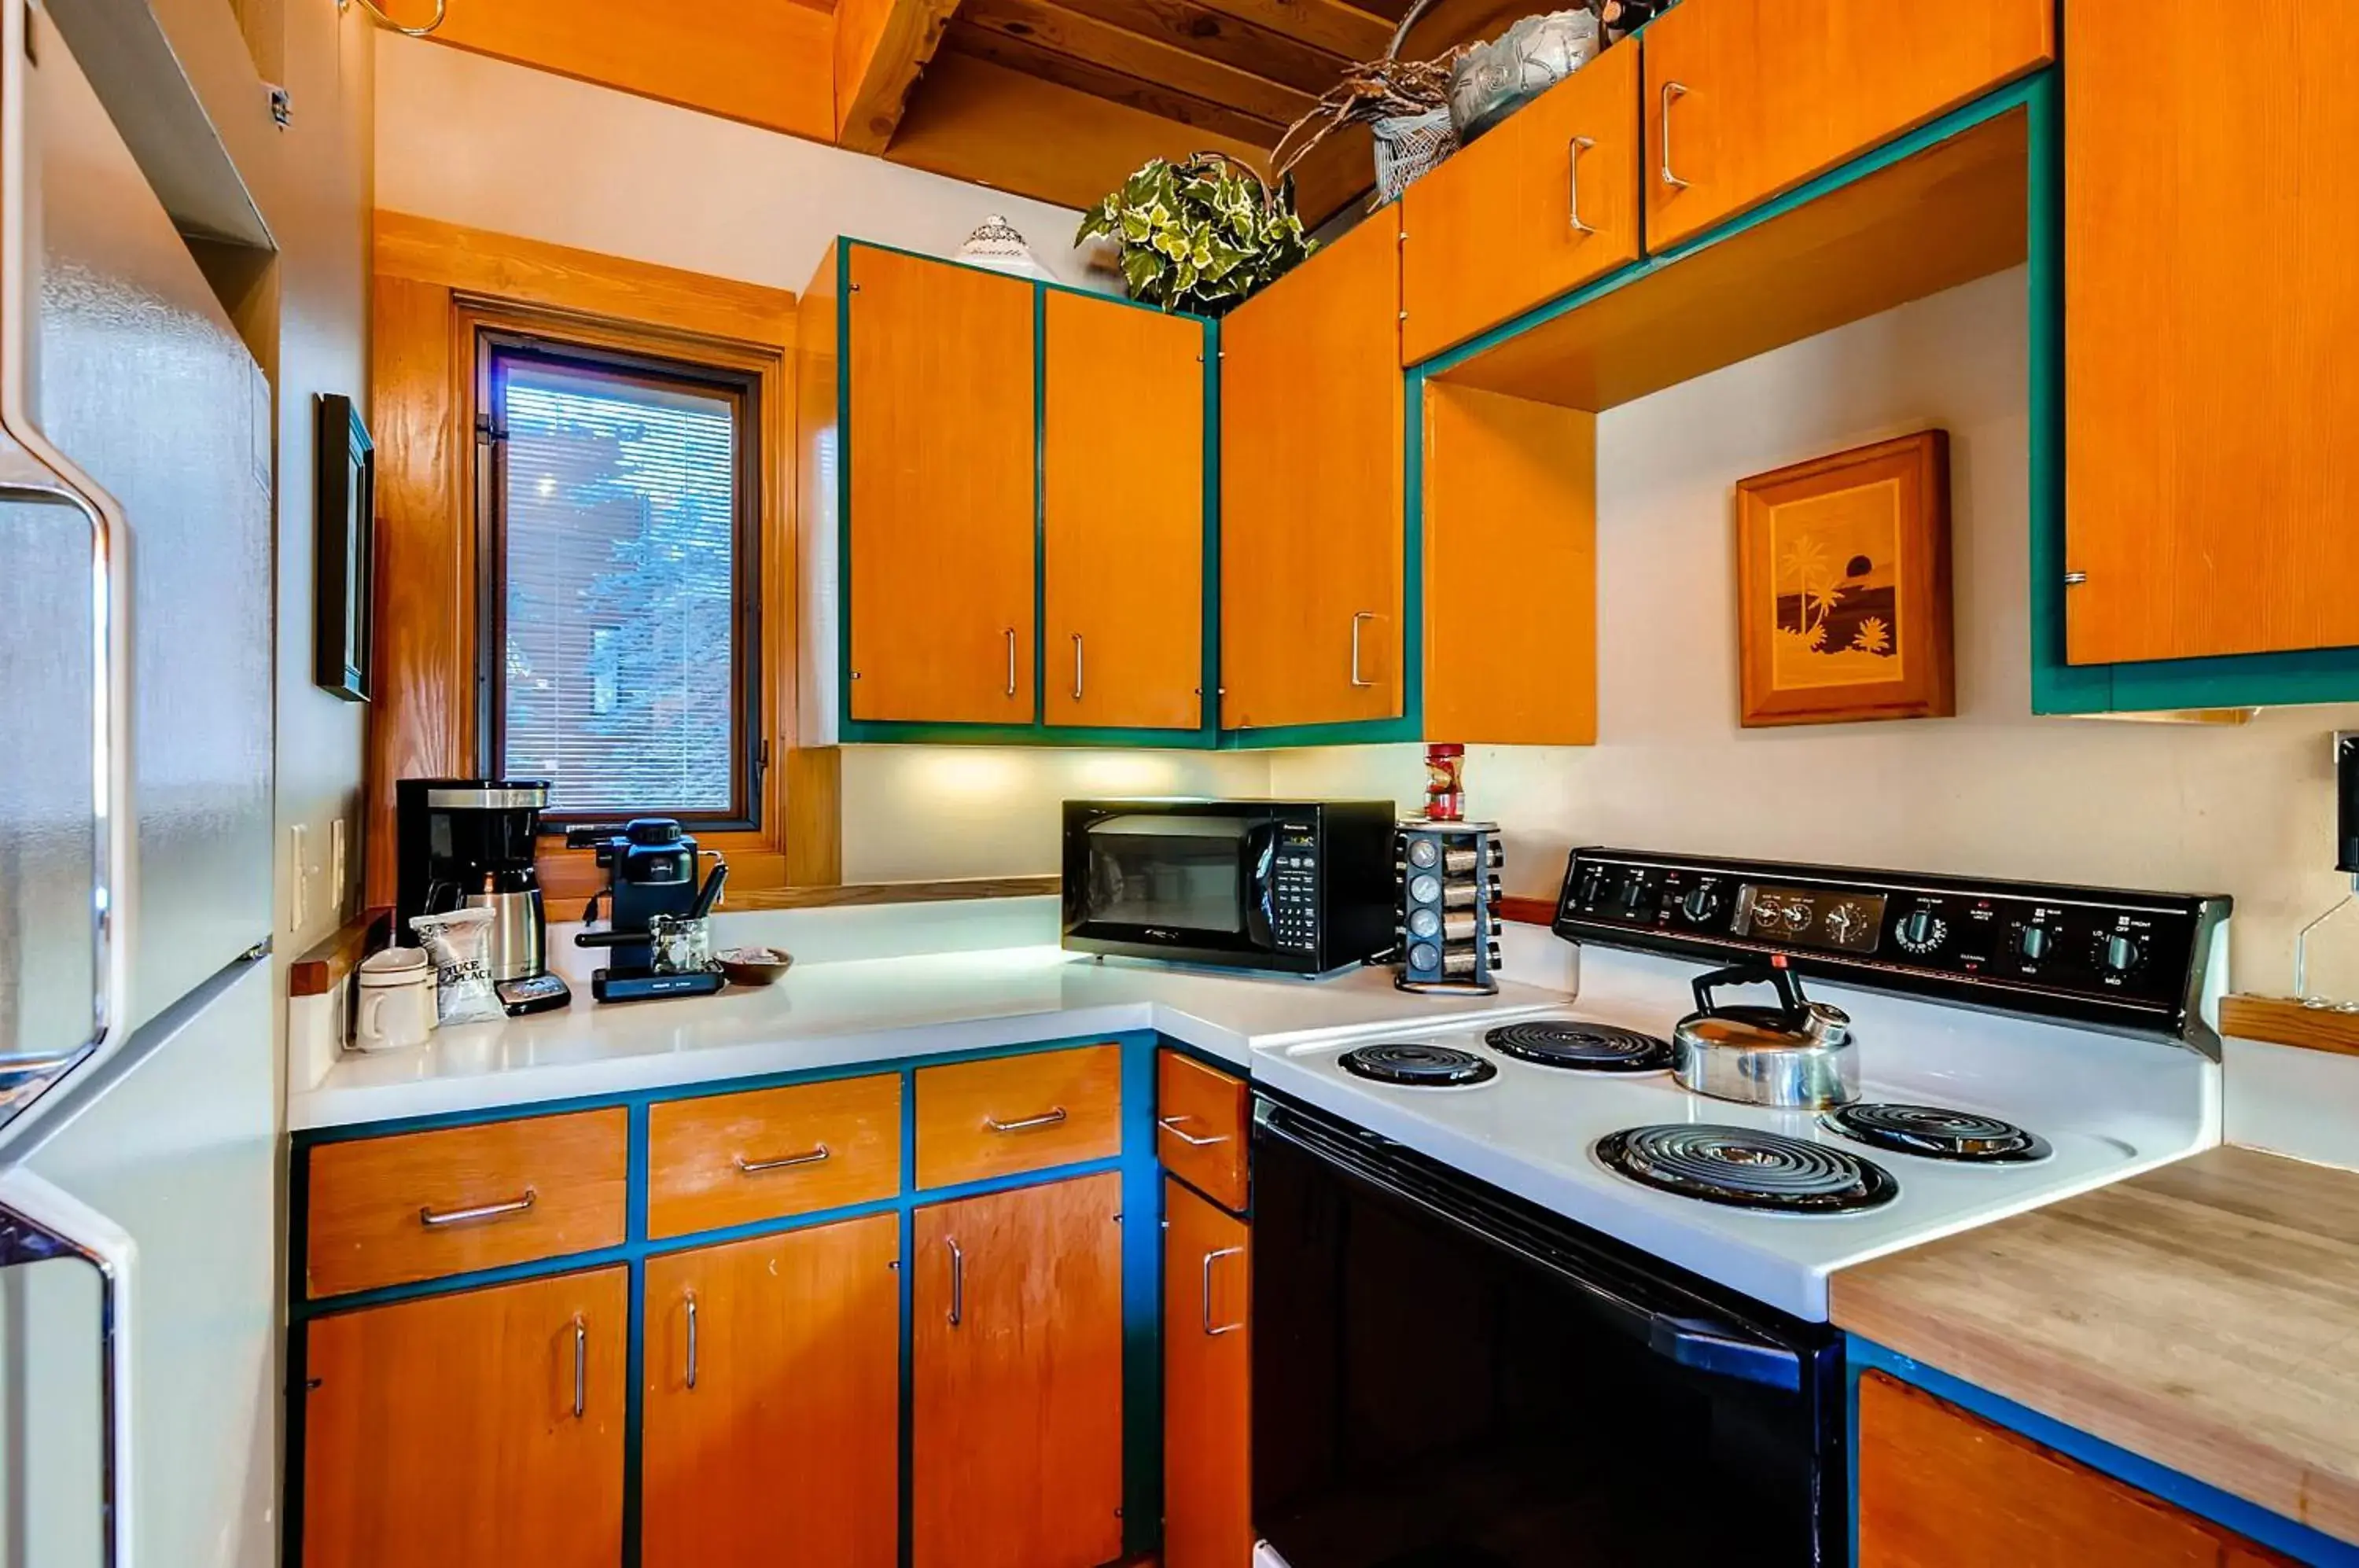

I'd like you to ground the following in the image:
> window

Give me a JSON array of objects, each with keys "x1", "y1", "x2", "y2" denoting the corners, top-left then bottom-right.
[{"x1": 478, "y1": 336, "x2": 763, "y2": 829}]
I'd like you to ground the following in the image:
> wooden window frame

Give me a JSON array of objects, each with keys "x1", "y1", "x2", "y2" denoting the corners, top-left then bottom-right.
[
  {"x1": 369, "y1": 214, "x2": 840, "y2": 908},
  {"x1": 476, "y1": 331, "x2": 767, "y2": 834}
]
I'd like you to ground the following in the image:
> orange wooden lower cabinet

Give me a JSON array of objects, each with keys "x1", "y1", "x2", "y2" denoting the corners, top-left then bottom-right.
[
  {"x1": 640, "y1": 1215, "x2": 902, "y2": 1568},
  {"x1": 1857, "y1": 1371, "x2": 2289, "y2": 1566},
  {"x1": 300, "y1": 1268, "x2": 627, "y2": 1568},
  {"x1": 1163, "y1": 1178, "x2": 1253, "y2": 1568},
  {"x1": 911, "y1": 1172, "x2": 1127, "y2": 1568}
]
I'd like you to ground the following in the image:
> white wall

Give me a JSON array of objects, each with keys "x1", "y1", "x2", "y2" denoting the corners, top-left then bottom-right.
[
  {"x1": 1272, "y1": 267, "x2": 2359, "y2": 999},
  {"x1": 375, "y1": 37, "x2": 1268, "y2": 883},
  {"x1": 374, "y1": 32, "x2": 1108, "y2": 293}
]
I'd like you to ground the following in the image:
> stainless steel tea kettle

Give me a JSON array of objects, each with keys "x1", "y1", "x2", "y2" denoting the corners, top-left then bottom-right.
[{"x1": 1672, "y1": 961, "x2": 1859, "y2": 1109}]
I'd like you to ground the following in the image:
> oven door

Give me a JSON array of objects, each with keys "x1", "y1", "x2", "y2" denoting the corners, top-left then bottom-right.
[
  {"x1": 1250, "y1": 1093, "x2": 1845, "y2": 1568},
  {"x1": 1062, "y1": 806, "x2": 1279, "y2": 963}
]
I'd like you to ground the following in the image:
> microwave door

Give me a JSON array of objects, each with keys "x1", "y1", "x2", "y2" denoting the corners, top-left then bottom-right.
[{"x1": 1081, "y1": 814, "x2": 1259, "y2": 950}]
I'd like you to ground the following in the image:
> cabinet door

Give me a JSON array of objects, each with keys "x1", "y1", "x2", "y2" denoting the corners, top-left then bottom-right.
[
  {"x1": 1044, "y1": 290, "x2": 1206, "y2": 731},
  {"x1": 847, "y1": 246, "x2": 1037, "y2": 723},
  {"x1": 1643, "y1": 0, "x2": 2052, "y2": 250},
  {"x1": 300, "y1": 1268, "x2": 626, "y2": 1568},
  {"x1": 1221, "y1": 212, "x2": 1406, "y2": 731},
  {"x1": 1163, "y1": 1179, "x2": 1252, "y2": 1568},
  {"x1": 642, "y1": 1215, "x2": 901, "y2": 1568},
  {"x1": 2064, "y1": 0, "x2": 2359, "y2": 664},
  {"x1": 911, "y1": 1172, "x2": 1125, "y2": 1568},
  {"x1": 1857, "y1": 1371, "x2": 2286, "y2": 1566},
  {"x1": 1402, "y1": 39, "x2": 1643, "y2": 366}
]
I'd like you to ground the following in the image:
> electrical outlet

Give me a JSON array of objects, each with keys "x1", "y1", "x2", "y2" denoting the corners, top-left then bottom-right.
[
  {"x1": 289, "y1": 823, "x2": 309, "y2": 933},
  {"x1": 329, "y1": 818, "x2": 348, "y2": 921}
]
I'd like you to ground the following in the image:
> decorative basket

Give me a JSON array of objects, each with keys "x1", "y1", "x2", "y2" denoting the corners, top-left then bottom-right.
[{"x1": 1373, "y1": 107, "x2": 1460, "y2": 203}]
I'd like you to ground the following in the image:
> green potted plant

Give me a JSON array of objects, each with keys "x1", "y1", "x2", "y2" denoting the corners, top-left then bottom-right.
[{"x1": 1075, "y1": 152, "x2": 1317, "y2": 316}]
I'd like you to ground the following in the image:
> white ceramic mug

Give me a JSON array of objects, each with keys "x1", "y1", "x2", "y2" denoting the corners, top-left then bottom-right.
[{"x1": 353, "y1": 948, "x2": 437, "y2": 1051}]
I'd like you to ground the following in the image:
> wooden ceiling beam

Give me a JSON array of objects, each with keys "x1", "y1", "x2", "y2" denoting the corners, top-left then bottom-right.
[
  {"x1": 1042, "y1": 0, "x2": 1352, "y2": 95},
  {"x1": 1185, "y1": 0, "x2": 1393, "y2": 62},
  {"x1": 943, "y1": 23, "x2": 1285, "y2": 147},
  {"x1": 959, "y1": 0, "x2": 1316, "y2": 125},
  {"x1": 835, "y1": 0, "x2": 962, "y2": 153}
]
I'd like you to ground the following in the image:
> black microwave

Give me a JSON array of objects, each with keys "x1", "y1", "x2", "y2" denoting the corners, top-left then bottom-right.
[{"x1": 1062, "y1": 800, "x2": 1399, "y2": 976}]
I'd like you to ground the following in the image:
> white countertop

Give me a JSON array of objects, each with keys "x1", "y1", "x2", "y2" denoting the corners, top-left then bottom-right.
[{"x1": 292, "y1": 944, "x2": 1571, "y2": 1129}]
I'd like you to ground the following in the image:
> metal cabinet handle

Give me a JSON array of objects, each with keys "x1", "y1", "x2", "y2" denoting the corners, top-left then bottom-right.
[
  {"x1": 571, "y1": 1315, "x2": 587, "y2": 1419},
  {"x1": 1567, "y1": 134, "x2": 1598, "y2": 234},
  {"x1": 420, "y1": 1188, "x2": 538, "y2": 1228},
  {"x1": 735, "y1": 1145, "x2": 830, "y2": 1174},
  {"x1": 946, "y1": 1238, "x2": 965, "y2": 1327},
  {"x1": 984, "y1": 1106, "x2": 1068, "y2": 1133},
  {"x1": 1004, "y1": 627, "x2": 1018, "y2": 698},
  {"x1": 1071, "y1": 631, "x2": 1084, "y2": 701},
  {"x1": 1660, "y1": 81, "x2": 1691, "y2": 190},
  {"x1": 1202, "y1": 1246, "x2": 1245, "y2": 1337},
  {"x1": 684, "y1": 1291, "x2": 699, "y2": 1391},
  {"x1": 1157, "y1": 1113, "x2": 1228, "y2": 1149},
  {"x1": 1349, "y1": 611, "x2": 1378, "y2": 688}
]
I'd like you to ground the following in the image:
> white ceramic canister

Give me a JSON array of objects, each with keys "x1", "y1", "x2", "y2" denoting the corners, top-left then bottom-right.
[{"x1": 352, "y1": 946, "x2": 437, "y2": 1051}]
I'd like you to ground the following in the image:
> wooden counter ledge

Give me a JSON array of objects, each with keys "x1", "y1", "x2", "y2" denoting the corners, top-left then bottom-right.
[{"x1": 1831, "y1": 1145, "x2": 2359, "y2": 1545}]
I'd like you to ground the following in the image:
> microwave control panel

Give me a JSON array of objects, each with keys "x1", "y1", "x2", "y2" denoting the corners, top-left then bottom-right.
[
  {"x1": 1271, "y1": 823, "x2": 1320, "y2": 954},
  {"x1": 1553, "y1": 848, "x2": 2228, "y2": 1043}
]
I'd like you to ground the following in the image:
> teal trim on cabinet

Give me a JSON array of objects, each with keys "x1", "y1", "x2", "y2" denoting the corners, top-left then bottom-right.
[
  {"x1": 283, "y1": 1029, "x2": 1177, "y2": 1567},
  {"x1": 833, "y1": 238, "x2": 1221, "y2": 749},
  {"x1": 1849, "y1": 1338, "x2": 2359, "y2": 1566}
]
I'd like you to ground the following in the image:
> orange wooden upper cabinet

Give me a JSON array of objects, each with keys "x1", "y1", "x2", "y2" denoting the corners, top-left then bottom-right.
[
  {"x1": 1043, "y1": 289, "x2": 1207, "y2": 731},
  {"x1": 1857, "y1": 1371, "x2": 2291, "y2": 1566},
  {"x1": 1643, "y1": 0, "x2": 2052, "y2": 250},
  {"x1": 1221, "y1": 211, "x2": 1407, "y2": 732},
  {"x1": 911, "y1": 1172, "x2": 1126, "y2": 1568},
  {"x1": 300, "y1": 1268, "x2": 627, "y2": 1568},
  {"x1": 1163, "y1": 1178, "x2": 1253, "y2": 1568},
  {"x1": 641, "y1": 1216, "x2": 901, "y2": 1568},
  {"x1": 847, "y1": 245, "x2": 1037, "y2": 723},
  {"x1": 1401, "y1": 39, "x2": 1644, "y2": 365},
  {"x1": 2063, "y1": 0, "x2": 2359, "y2": 665}
]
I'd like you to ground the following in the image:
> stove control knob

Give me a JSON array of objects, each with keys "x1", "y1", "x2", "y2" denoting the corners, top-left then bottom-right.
[
  {"x1": 2016, "y1": 924, "x2": 2051, "y2": 963},
  {"x1": 1615, "y1": 874, "x2": 1651, "y2": 915},
  {"x1": 1894, "y1": 909, "x2": 1949, "y2": 955},
  {"x1": 2092, "y1": 929, "x2": 2147, "y2": 977},
  {"x1": 1679, "y1": 885, "x2": 1723, "y2": 925}
]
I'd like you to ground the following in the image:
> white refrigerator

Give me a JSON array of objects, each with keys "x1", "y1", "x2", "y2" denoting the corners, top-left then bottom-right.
[{"x1": 0, "y1": 0, "x2": 277, "y2": 1563}]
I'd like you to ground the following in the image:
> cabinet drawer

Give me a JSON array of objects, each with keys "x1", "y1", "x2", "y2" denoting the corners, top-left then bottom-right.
[
  {"x1": 1157, "y1": 1049, "x2": 1248, "y2": 1212},
  {"x1": 915, "y1": 1044, "x2": 1122, "y2": 1188},
  {"x1": 304, "y1": 1109, "x2": 627, "y2": 1298},
  {"x1": 648, "y1": 1075, "x2": 903, "y2": 1239}
]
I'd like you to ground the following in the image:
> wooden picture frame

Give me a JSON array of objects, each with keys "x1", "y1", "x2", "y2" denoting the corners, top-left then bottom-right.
[
  {"x1": 314, "y1": 392, "x2": 376, "y2": 702},
  {"x1": 1736, "y1": 431, "x2": 1953, "y2": 727}
]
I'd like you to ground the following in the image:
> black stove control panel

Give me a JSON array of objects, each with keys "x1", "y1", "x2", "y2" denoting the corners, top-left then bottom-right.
[{"x1": 1554, "y1": 848, "x2": 2230, "y2": 1044}]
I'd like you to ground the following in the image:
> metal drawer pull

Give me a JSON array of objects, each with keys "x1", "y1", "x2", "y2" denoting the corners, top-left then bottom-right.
[
  {"x1": 1158, "y1": 1114, "x2": 1229, "y2": 1149},
  {"x1": 736, "y1": 1145, "x2": 830, "y2": 1175},
  {"x1": 419, "y1": 1188, "x2": 538, "y2": 1228},
  {"x1": 1202, "y1": 1246, "x2": 1245, "y2": 1337},
  {"x1": 571, "y1": 1315, "x2": 587, "y2": 1419},
  {"x1": 685, "y1": 1291, "x2": 700, "y2": 1390},
  {"x1": 1072, "y1": 631, "x2": 1084, "y2": 701},
  {"x1": 1349, "y1": 611, "x2": 1378, "y2": 688},
  {"x1": 1660, "y1": 81, "x2": 1691, "y2": 190},
  {"x1": 1567, "y1": 134, "x2": 1597, "y2": 234},
  {"x1": 1004, "y1": 627, "x2": 1018, "y2": 698},
  {"x1": 946, "y1": 1238, "x2": 966, "y2": 1327},
  {"x1": 984, "y1": 1106, "x2": 1069, "y2": 1134}
]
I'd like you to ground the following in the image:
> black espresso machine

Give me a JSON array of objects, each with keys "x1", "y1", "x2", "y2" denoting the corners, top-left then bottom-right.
[{"x1": 569, "y1": 819, "x2": 727, "y2": 1003}]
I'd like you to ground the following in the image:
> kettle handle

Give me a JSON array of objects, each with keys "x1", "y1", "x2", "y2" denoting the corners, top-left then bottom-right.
[{"x1": 1690, "y1": 962, "x2": 1807, "y2": 1021}]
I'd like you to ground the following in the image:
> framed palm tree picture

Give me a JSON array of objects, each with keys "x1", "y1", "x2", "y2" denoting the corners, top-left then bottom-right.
[{"x1": 1735, "y1": 431, "x2": 1953, "y2": 727}]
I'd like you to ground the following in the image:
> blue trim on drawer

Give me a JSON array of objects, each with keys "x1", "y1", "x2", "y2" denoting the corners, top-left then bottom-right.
[{"x1": 1849, "y1": 1337, "x2": 2359, "y2": 1566}]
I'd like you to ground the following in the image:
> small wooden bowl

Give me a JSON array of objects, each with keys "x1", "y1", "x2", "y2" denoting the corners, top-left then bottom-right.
[{"x1": 715, "y1": 947, "x2": 793, "y2": 988}]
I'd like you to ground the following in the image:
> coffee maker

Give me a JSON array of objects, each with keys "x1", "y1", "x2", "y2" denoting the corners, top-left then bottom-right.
[
  {"x1": 568, "y1": 819, "x2": 724, "y2": 1003},
  {"x1": 396, "y1": 778, "x2": 570, "y2": 1014}
]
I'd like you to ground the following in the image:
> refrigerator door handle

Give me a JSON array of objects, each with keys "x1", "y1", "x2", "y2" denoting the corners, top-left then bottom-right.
[{"x1": 0, "y1": 0, "x2": 137, "y2": 1073}]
